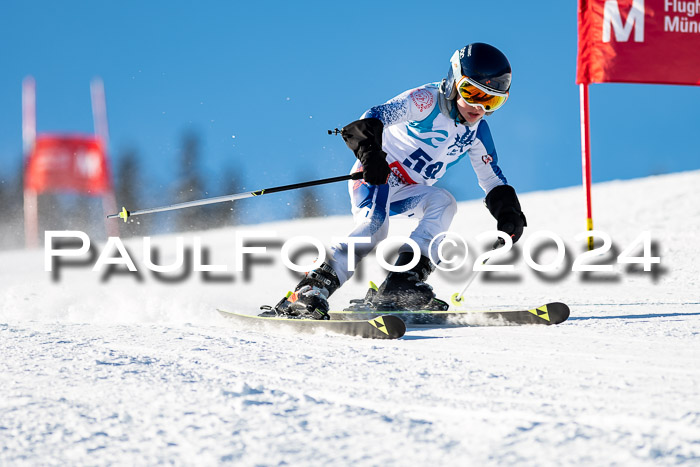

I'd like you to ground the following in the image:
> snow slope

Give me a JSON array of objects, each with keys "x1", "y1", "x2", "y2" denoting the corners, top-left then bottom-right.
[{"x1": 1, "y1": 171, "x2": 699, "y2": 465}]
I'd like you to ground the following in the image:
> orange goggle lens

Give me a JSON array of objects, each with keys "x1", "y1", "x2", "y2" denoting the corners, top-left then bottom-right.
[{"x1": 457, "y1": 77, "x2": 508, "y2": 112}]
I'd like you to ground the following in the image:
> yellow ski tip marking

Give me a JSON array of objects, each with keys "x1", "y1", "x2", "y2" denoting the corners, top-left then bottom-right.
[
  {"x1": 527, "y1": 305, "x2": 550, "y2": 322},
  {"x1": 118, "y1": 207, "x2": 130, "y2": 223},
  {"x1": 369, "y1": 281, "x2": 378, "y2": 291},
  {"x1": 451, "y1": 292, "x2": 463, "y2": 306},
  {"x1": 369, "y1": 316, "x2": 389, "y2": 335}
]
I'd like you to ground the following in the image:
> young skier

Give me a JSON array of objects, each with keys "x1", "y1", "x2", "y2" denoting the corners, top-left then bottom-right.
[{"x1": 276, "y1": 42, "x2": 527, "y2": 318}]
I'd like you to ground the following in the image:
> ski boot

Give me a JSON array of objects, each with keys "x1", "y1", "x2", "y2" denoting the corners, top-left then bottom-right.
[
  {"x1": 264, "y1": 263, "x2": 340, "y2": 320},
  {"x1": 371, "y1": 252, "x2": 437, "y2": 311},
  {"x1": 343, "y1": 253, "x2": 450, "y2": 312},
  {"x1": 344, "y1": 281, "x2": 381, "y2": 311}
]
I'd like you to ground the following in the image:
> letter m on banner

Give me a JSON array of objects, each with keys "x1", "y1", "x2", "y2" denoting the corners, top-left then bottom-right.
[{"x1": 602, "y1": 0, "x2": 644, "y2": 42}]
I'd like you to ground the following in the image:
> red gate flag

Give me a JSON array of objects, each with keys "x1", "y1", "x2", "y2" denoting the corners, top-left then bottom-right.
[
  {"x1": 577, "y1": 0, "x2": 700, "y2": 85},
  {"x1": 25, "y1": 135, "x2": 112, "y2": 194}
]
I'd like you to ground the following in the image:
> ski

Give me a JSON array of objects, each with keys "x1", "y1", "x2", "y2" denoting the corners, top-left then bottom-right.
[
  {"x1": 217, "y1": 309, "x2": 406, "y2": 339},
  {"x1": 329, "y1": 302, "x2": 570, "y2": 326}
]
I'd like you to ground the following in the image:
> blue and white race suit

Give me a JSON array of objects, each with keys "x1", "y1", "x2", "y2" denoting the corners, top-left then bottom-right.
[{"x1": 329, "y1": 83, "x2": 509, "y2": 285}]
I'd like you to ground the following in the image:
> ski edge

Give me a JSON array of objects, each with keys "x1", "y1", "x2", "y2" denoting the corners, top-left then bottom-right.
[
  {"x1": 331, "y1": 302, "x2": 570, "y2": 326},
  {"x1": 217, "y1": 309, "x2": 406, "y2": 339}
]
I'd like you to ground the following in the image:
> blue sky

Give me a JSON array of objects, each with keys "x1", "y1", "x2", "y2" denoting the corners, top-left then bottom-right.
[{"x1": 1, "y1": 1, "x2": 698, "y2": 224}]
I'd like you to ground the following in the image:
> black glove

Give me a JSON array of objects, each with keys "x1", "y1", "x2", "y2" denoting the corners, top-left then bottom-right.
[
  {"x1": 485, "y1": 185, "x2": 527, "y2": 243},
  {"x1": 341, "y1": 118, "x2": 390, "y2": 185}
]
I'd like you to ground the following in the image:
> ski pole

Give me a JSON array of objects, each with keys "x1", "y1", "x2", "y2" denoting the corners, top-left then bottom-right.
[
  {"x1": 451, "y1": 237, "x2": 507, "y2": 306},
  {"x1": 107, "y1": 172, "x2": 364, "y2": 222}
]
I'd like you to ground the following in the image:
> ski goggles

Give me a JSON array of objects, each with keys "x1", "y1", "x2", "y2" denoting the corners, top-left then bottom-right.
[{"x1": 456, "y1": 76, "x2": 509, "y2": 112}]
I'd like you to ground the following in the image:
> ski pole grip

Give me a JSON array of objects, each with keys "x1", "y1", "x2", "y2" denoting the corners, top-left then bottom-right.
[{"x1": 350, "y1": 172, "x2": 364, "y2": 181}]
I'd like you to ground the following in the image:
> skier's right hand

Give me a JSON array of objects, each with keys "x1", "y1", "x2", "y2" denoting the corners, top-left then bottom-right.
[
  {"x1": 341, "y1": 118, "x2": 390, "y2": 185},
  {"x1": 358, "y1": 154, "x2": 390, "y2": 185}
]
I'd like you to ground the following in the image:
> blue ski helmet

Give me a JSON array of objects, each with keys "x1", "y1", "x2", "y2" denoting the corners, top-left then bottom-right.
[{"x1": 443, "y1": 43, "x2": 512, "y2": 101}]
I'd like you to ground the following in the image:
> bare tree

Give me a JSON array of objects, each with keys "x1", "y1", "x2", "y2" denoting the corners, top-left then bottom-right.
[
  {"x1": 174, "y1": 131, "x2": 205, "y2": 232},
  {"x1": 0, "y1": 165, "x2": 24, "y2": 250},
  {"x1": 115, "y1": 147, "x2": 145, "y2": 237},
  {"x1": 210, "y1": 165, "x2": 241, "y2": 228},
  {"x1": 298, "y1": 187, "x2": 323, "y2": 218}
]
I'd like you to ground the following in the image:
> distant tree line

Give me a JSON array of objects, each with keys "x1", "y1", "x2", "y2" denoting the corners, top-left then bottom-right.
[{"x1": 0, "y1": 129, "x2": 325, "y2": 250}]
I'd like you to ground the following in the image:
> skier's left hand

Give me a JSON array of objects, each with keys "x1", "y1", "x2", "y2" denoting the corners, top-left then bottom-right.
[
  {"x1": 497, "y1": 210, "x2": 526, "y2": 243},
  {"x1": 485, "y1": 184, "x2": 527, "y2": 243}
]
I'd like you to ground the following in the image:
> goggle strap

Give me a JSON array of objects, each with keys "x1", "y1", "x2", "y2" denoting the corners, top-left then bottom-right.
[{"x1": 450, "y1": 49, "x2": 462, "y2": 85}]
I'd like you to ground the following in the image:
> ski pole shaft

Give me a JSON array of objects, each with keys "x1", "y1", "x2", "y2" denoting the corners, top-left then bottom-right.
[
  {"x1": 451, "y1": 237, "x2": 507, "y2": 306},
  {"x1": 107, "y1": 172, "x2": 364, "y2": 222}
]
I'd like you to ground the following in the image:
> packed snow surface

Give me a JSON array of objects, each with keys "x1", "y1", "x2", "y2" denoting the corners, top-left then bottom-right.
[{"x1": 1, "y1": 171, "x2": 699, "y2": 465}]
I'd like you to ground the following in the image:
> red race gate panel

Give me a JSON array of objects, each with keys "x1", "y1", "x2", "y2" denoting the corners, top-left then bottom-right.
[
  {"x1": 25, "y1": 135, "x2": 112, "y2": 195},
  {"x1": 577, "y1": 0, "x2": 700, "y2": 85}
]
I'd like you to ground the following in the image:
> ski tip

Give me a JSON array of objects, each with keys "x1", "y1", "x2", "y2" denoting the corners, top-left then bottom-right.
[
  {"x1": 547, "y1": 302, "x2": 571, "y2": 324},
  {"x1": 528, "y1": 302, "x2": 571, "y2": 325},
  {"x1": 369, "y1": 281, "x2": 378, "y2": 291},
  {"x1": 369, "y1": 314, "x2": 406, "y2": 339}
]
